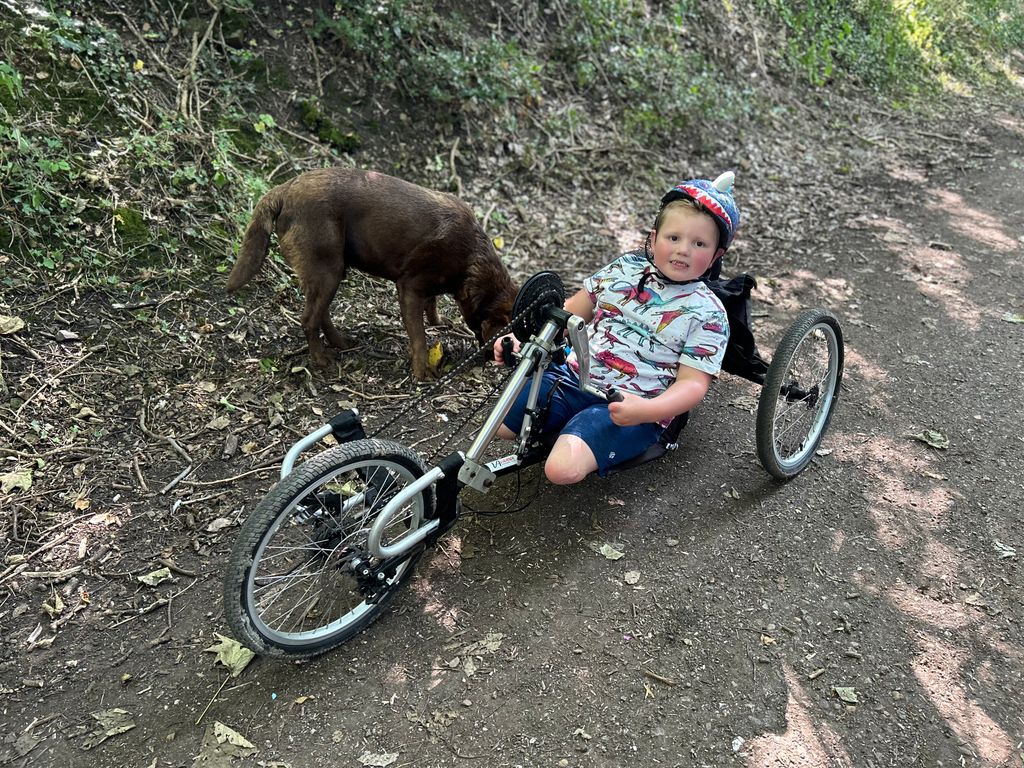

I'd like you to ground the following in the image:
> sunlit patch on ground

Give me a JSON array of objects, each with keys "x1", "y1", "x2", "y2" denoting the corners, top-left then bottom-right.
[
  {"x1": 926, "y1": 188, "x2": 1020, "y2": 253},
  {"x1": 886, "y1": 580, "x2": 975, "y2": 631},
  {"x1": 743, "y1": 664, "x2": 854, "y2": 768},
  {"x1": 410, "y1": 571, "x2": 461, "y2": 634},
  {"x1": 911, "y1": 633, "x2": 1014, "y2": 765}
]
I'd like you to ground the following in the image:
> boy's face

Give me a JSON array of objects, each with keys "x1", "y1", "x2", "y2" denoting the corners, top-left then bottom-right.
[{"x1": 650, "y1": 206, "x2": 722, "y2": 282}]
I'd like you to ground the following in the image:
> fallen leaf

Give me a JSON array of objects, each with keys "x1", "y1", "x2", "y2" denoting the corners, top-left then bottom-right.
[
  {"x1": 427, "y1": 341, "x2": 444, "y2": 370},
  {"x1": 624, "y1": 570, "x2": 641, "y2": 585},
  {"x1": 82, "y1": 708, "x2": 136, "y2": 749},
  {"x1": 73, "y1": 498, "x2": 91, "y2": 511},
  {"x1": 357, "y1": 751, "x2": 399, "y2": 767},
  {"x1": 137, "y1": 567, "x2": 172, "y2": 587},
  {"x1": 906, "y1": 430, "x2": 949, "y2": 450},
  {"x1": 0, "y1": 469, "x2": 33, "y2": 493},
  {"x1": 206, "y1": 415, "x2": 231, "y2": 431},
  {"x1": 723, "y1": 487, "x2": 741, "y2": 499},
  {"x1": 993, "y1": 540, "x2": 1017, "y2": 559},
  {"x1": 56, "y1": 329, "x2": 79, "y2": 342},
  {"x1": 206, "y1": 517, "x2": 234, "y2": 533},
  {"x1": 1001, "y1": 313, "x2": 1024, "y2": 324},
  {"x1": 194, "y1": 721, "x2": 257, "y2": 765},
  {"x1": 204, "y1": 634, "x2": 255, "y2": 678},
  {"x1": 598, "y1": 543, "x2": 625, "y2": 560},
  {"x1": 833, "y1": 686, "x2": 858, "y2": 704},
  {"x1": 727, "y1": 395, "x2": 759, "y2": 412},
  {"x1": 760, "y1": 634, "x2": 776, "y2": 646},
  {"x1": 461, "y1": 632, "x2": 504, "y2": 655},
  {"x1": 606, "y1": 497, "x2": 626, "y2": 506},
  {"x1": 0, "y1": 315, "x2": 26, "y2": 334},
  {"x1": 88, "y1": 512, "x2": 121, "y2": 526},
  {"x1": 492, "y1": 235, "x2": 505, "y2": 250}
]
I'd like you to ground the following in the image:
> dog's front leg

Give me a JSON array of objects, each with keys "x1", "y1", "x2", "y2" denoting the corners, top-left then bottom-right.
[{"x1": 397, "y1": 284, "x2": 437, "y2": 380}]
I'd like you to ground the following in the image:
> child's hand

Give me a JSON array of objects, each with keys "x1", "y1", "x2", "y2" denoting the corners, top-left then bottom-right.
[
  {"x1": 608, "y1": 392, "x2": 649, "y2": 426},
  {"x1": 493, "y1": 334, "x2": 521, "y2": 366}
]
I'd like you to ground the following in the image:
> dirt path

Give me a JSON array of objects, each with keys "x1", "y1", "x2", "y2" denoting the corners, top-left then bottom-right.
[{"x1": 2, "y1": 104, "x2": 1023, "y2": 768}]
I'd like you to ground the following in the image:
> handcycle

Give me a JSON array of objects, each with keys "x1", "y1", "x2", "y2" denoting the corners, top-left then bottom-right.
[{"x1": 222, "y1": 267, "x2": 844, "y2": 659}]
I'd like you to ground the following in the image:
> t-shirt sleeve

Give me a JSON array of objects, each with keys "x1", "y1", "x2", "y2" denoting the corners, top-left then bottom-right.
[
  {"x1": 582, "y1": 254, "x2": 630, "y2": 303},
  {"x1": 676, "y1": 299, "x2": 730, "y2": 376}
]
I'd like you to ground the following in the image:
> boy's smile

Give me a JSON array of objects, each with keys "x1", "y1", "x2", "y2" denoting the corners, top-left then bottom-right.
[{"x1": 650, "y1": 206, "x2": 722, "y2": 282}]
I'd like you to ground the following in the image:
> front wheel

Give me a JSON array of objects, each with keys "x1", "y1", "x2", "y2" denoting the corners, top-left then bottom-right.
[
  {"x1": 223, "y1": 439, "x2": 434, "y2": 659},
  {"x1": 756, "y1": 310, "x2": 844, "y2": 479}
]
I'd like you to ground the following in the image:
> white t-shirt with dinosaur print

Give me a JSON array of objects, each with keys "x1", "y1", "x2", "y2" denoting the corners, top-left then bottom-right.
[{"x1": 567, "y1": 252, "x2": 729, "y2": 423}]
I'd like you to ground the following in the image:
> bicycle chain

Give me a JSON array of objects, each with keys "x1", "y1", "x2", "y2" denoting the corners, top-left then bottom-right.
[{"x1": 367, "y1": 290, "x2": 562, "y2": 455}]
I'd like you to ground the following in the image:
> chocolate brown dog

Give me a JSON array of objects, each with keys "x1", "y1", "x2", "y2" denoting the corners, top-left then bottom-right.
[{"x1": 226, "y1": 168, "x2": 517, "y2": 379}]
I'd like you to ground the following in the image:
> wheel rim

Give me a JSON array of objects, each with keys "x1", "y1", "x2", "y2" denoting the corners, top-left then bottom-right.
[
  {"x1": 245, "y1": 458, "x2": 424, "y2": 647},
  {"x1": 770, "y1": 321, "x2": 840, "y2": 473}
]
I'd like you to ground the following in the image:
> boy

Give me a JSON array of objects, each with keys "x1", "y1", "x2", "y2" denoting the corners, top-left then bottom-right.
[{"x1": 494, "y1": 172, "x2": 740, "y2": 484}]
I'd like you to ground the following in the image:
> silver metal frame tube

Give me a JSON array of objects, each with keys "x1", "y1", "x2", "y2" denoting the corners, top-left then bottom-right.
[
  {"x1": 367, "y1": 466, "x2": 444, "y2": 559},
  {"x1": 280, "y1": 424, "x2": 333, "y2": 479}
]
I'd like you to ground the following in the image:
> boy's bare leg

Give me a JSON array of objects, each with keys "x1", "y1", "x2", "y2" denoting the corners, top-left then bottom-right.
[
  {"x1": 544, "y1": 434, "x2": 598, "y2": 485},
  {"x1": 497, "y1": 424, "x2": 516, "y2": 440}
]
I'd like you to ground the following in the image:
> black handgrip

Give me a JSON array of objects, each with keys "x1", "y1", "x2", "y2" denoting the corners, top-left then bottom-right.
[
  {"x1": 501, "y1": 337, "x2": 516, "y2": 368},
  {"x1": 606, "y1": 388, "x2": 624, "y2": 403}
]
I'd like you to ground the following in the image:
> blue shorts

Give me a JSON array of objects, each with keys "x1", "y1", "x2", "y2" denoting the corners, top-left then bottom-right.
[{"x1": 502, "y1": 363, "x2": 664, "y2": 476}]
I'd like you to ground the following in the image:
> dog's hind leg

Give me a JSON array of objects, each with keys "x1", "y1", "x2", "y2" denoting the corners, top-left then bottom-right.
[
  {"x1": 300, "y1": 279, "x2": 334, "y2": 368},
  {"x1": 321, "y1": 311, "x2": 357, "y2": 351},
  {"x1": 423, "y1": 296, "x2": 452, "y2": 328},
  {"x1": 397, "y1": 283, "x2": 436, "y2": 380}
]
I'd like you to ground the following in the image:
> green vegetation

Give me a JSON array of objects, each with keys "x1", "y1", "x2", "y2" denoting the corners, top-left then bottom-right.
[
  {"x1": 0, "y1": 0, "x2": 1020, "y2": 289},
  {"x1": 757, "y1": 0, "x2": 1024, "y2": 88}
]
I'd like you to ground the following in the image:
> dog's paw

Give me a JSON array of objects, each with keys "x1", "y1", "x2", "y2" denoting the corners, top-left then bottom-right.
[{"x1": 411, "y1": 362, "x2": 442, "y2": 380}]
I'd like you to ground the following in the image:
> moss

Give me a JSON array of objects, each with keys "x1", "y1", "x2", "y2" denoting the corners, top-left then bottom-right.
[
  {"x1": 113, "y1": 206, "x2": 150, "y2": 246},
  {"x1": 298, "y1": 98, "x2": 360, "y2": 152}
]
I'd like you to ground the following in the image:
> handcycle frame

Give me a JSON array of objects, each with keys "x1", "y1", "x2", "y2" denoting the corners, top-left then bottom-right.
[{"x1": 225, "y1": 267, "x2": 844, "y2": 657}]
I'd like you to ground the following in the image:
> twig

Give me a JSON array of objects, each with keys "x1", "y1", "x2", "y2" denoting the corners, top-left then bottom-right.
[
  {"x1": 157, "y1": 558, "x2": 200, "y2": 577},
  {"x1": 0, "y1": 534, "x2": 73, "y2": 585},
  {"x1": 159, "y1": 463, "x2": 195, "y2": 495},
  {"x1": 139, "y1": 401, "x2": 193, "y2": 464},
  {"x1": 14, "y1": 346, "x2": 105, "y2": 422},
  {"x1": 448, "y1": 136, "x2": 463, "y2": 197},
  {"x1": 132, "y1": 455, "x2": 149, "y2": 492},
  {"x1": 107, "y1": 578, "x2": 198, "y2": 629},
  {"x1": 481, "y1": 202, "x2": 497, "y2": 233},
  {"x1": 276, "y1": 124, "x2": 330, "y2": 150},
  {"x1": 196, "y1": 674, "x2": 231, "y2": 726},
  {"x1": 23, "y1": 566, "x2": 83, "y2": 581},
  {"x1": 641, "y1": 669, "x2": 677, "y2": 686},
  {"x1": 335, "y1": 385, "x2": 409, "y2": 401},
  {"x1": 182, "y1": 464, "x2": 279, "y2": 487}
]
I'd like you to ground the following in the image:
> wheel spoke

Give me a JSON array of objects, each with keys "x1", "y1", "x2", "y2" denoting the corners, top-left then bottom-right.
[{"x1": 227, "y1": 443, "x2": 430, "y2": 656}]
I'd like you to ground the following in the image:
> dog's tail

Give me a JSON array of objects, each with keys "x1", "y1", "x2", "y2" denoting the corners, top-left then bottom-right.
[{"x1": 226, "y1": 183, "x2": 288, "y2": 291}]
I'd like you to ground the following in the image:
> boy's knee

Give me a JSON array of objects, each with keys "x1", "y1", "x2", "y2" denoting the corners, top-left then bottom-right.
[
  {"x1": 544, "y1": 461, "x2": 589, "y2": 485},
  {"x1": 544, "y1": 435, "x2": 597, "y2": 485},
  {"x1": 496, "y1": 424, "x2": 515, "y2": 440}
]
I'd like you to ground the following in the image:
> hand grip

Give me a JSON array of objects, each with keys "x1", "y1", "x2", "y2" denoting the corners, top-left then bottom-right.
[
  {"x1": 501, "y1": 337, "x2": 516, "y2": 368},
  {"x1": 605, "y1": 388, "x2": 624, "y2": 403}
]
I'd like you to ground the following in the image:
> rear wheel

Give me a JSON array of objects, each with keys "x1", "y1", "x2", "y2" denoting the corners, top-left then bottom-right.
[
  {"x1": 223, "y1": 439, "x2": 433, "y2": 658},
  {"x1": 756, "y1": 310, "x2": 844, "y2": 479}
]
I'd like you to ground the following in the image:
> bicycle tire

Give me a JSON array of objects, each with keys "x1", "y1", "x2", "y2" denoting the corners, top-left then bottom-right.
[
  {"x1": 223, "y1": 438, "x2": 434, "y2": 658},
  {"x1": 756, "y1": 309, "x2": 844, "y2": 479}
]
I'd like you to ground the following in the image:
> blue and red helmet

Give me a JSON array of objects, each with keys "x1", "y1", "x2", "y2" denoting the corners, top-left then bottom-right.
[{"x1": 659, "y1": 171, "x2": 741, "y2": 252}]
